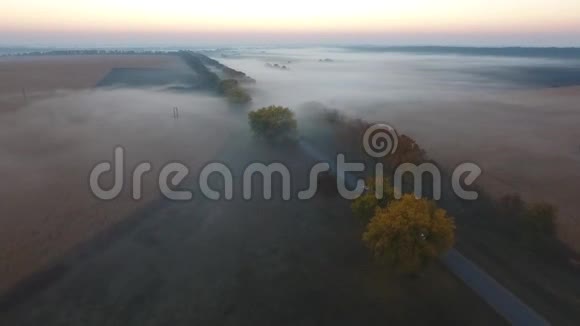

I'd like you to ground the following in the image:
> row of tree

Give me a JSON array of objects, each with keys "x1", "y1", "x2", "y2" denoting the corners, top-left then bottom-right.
[
  {"x1": 311, "y1": 107, "x2": 560, "y2": 271},
  {"x1": 179, "y1": 51, "x2": 254, "y2": 105},
  {"x1": 10, "y1": 49, "x2": 172, "y2": 56},
  {"x1": 247, "y1": 105, "x2": 560, "y2": 275},
  {"x1": 246, "y1": 105, "x2": 455, "y2": 274}
]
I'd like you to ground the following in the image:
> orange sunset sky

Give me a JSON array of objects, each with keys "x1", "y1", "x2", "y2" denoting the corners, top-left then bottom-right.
[{"x1": 1, "y1": 0, "x2": 579, "y2": 46}]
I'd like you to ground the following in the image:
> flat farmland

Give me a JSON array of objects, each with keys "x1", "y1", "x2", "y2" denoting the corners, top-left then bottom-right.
[
  {"x1": 0, "y1": 55, "x2": 188, "y2": 112},
  {"x1": 0, "y1": 55, "x2": 233, "y2": 293}
]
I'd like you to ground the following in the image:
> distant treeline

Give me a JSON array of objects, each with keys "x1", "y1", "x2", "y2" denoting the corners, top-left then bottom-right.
[
  {"x1": 2, "y1": 49, "x2": 174, "y2": 57},
  {"x1": 178, "y1": 51, "x2": 220, "y2": 88},
  {"x1": 193, "y1": 52, "x2": 256, "y2": 83},
  {"x1": 347, "y1": 46, "x2": 580, "y2": 59},
  {"x1": 178, "y1": 51, "x2": 253, "y2": 105}
]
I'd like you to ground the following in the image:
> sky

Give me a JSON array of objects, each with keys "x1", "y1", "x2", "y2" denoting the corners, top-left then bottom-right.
[{"x1": 1, "y1": 0, "x2": 580, "y2": 47}]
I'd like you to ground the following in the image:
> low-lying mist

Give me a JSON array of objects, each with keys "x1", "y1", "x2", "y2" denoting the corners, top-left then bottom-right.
[
  {"x1": 219, "y1": 47, "x2": 580, "y2": 248},
  {"x1": 2, "y1": 47, "x2": 580, "y2": 293},
  {"x1": 0, "y1": 87, "x2": 243, "y2": 292}
]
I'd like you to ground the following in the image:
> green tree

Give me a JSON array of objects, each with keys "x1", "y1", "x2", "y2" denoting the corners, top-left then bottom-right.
[
  {"x1": 351, "y1": 177, "x2": 394, "y2": 221},
  {"x1": 525, "y1": 202, "x2": 556, "y2": 236},
  {"x1": 352, "y1": 194, "x2": 379, "y2": 221},
  {"x1": 219, "y1": 79, "x2": 252, "y2": 104},
  {"x1": 363, "y1": 195, "x2": 455, "y2": 274},
  {"x1": 227, "y1": 87, "x2": 252, "y2": 104},
  {"x1": 248, "y1": 106, "x2": 297, "y2": 142},
  {"x1": 521, "y1": 202, "x2": 557, "y2": 250}
]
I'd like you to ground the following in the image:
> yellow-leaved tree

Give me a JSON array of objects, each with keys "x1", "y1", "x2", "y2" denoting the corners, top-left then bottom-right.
[{"x1": 362, "y1": 194, "x2": 455, "y2": 274}]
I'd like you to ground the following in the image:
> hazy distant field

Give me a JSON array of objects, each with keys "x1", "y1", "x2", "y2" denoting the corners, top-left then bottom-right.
[
  {"x1": 219, "y1": 47, "x2": 580, "y2": 250},
  {"x1": 0, "y1": 55, "x2": 186, "y2": 112},
  {"x1": 1, "y1": 48, "x2": 580, "y2": 307},
  {"x1": 0, "y1": 54, "x2": 236, "y2": 293},
  {"x1": 376, "y1": 90, "x2": 580, "y2": 250}
]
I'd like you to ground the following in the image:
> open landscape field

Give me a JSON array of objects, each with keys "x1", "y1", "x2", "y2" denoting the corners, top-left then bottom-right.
[
  {"x1": 0, "y1": 54, "x2": 236, "y2": 293},
  {"x1": 0, "y1": 123, "x2": 505, "y2": 325},
  {"x1": 3, "y1": 0, "x2": 580, "y2": 324},
  {"x1": 1, "y1": 49, "x2": 580, "y2": 324},
  {"x1": 368, "y1": 90, "x2": 580, "y2": 251},
  {"x1": 0, "y1": 55, "x2": 187, "y2": 112},
  {"x1": 219, "y1": 48, "x2": 580, "y2": 251}
]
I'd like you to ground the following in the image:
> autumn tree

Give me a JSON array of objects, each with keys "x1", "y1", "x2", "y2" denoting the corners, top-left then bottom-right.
[
  {"x1": 363, "y1": 195, "x2": 455, "y2": 274},
  {"x1": 248, "y1": 106, "x2": 297, "y2": 142},
  {"x1": 383, "y1": 134, "x2": 426, "y2": 168},
  {"x1": 351, "y1": 177, "x2": 394, "y2": 221}
]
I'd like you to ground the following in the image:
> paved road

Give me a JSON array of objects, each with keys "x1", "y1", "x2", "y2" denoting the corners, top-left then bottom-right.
[
  {"x1": 442, "y1": 249, "x2": 550, "y2": 326},
  {"x1": 300, "y1": 140, "x2": 550, "y2": 326}
]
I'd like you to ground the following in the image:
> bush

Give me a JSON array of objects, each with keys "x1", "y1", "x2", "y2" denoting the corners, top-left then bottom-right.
[
  {"x1": 352, "y1": 194, "x2": 379, "y2": 221},
  {"x1": 384, "y1": 134, "x2": 426, "y2": 167},
  {"x1": 248, "y1": 106, "x2": 297, "y2": 142},
  {"x1": 227, "y1": 87, "x2": 252, "y2": 104},
  {"x1": 496, "y1": 194, "x2": 557, "y2": 251},
  {"x1": 363, "y1": 195, "x2": 455, "y2": 274},
  {"x1": 525, "y1": 202, "x2": 556, "y2": 236},
  {"x1": 219, "y1": 79, "x2": 252, "y2": 104},
  {"x1": 351, "y1": 177, "x2": 394, "y2": 221},
  {"x1": 521, "y1": 202, "x2": 557, "y2": 250}
]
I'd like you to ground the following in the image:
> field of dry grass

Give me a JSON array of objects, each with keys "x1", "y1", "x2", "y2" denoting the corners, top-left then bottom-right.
[
  {"x1": 0, "y1": 56, "x2": 234, "y2": 294},
  {"x1": 0, "y1": 55, "x2": 185, "y2": 112},
  {"x1": 367, "y1": 90, "x2": 580, "y2": 251}
]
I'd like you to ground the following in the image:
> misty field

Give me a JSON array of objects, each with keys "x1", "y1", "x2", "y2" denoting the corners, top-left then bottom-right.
[
  {"x1": 0, "y1": 119, "x2": 505, "y2": 325},
  {"x1": 0, "y1": 61, "x2": 236, "y2": 293},
  {"x1": 0, "y1": 55, "x2": 186, "y2": 113},
  {"x1": 219, "y1": 48, "x2": 580, "y2": 251},
  {"x1": 1, "y1": 49, "x2": 580, "y2": 324}
]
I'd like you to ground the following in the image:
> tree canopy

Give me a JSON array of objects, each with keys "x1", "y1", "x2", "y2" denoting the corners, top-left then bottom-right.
[
  {"x1": 219, "y1": 79, "x2": 252, "y2": 104},
  {"x1": 248, "y1": 106, "x2": 297, "y2": 142},
  {"x1": 351, "y1": 177, "x2": 394, "y2": 221},
  {"x1": 363, "y1": 195, "x2": 455, "y2": 274}
]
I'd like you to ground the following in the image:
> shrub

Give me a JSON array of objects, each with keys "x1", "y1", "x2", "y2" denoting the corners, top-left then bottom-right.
[
  {"x1": 520, "y1": 202, "x2": 557, "y2": 251},
  {"x1": 248, "y1": 106, "x2": 297, "y2": 142},
  {"x1": 352, "y1": 194, "x2": 380, "y2": 221},
  {"x1": 497, "y1": 194, "x2": 557, "y2": 249},
  {"x1": 351, "y1": 177, "x2": 394, "y2": 221},
  {"x1": 219, "y1": 79, "x2": 252, "y2": 104},
  {"x1": 525, "y1": 202, "x2": 556, "y2": 236}
]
